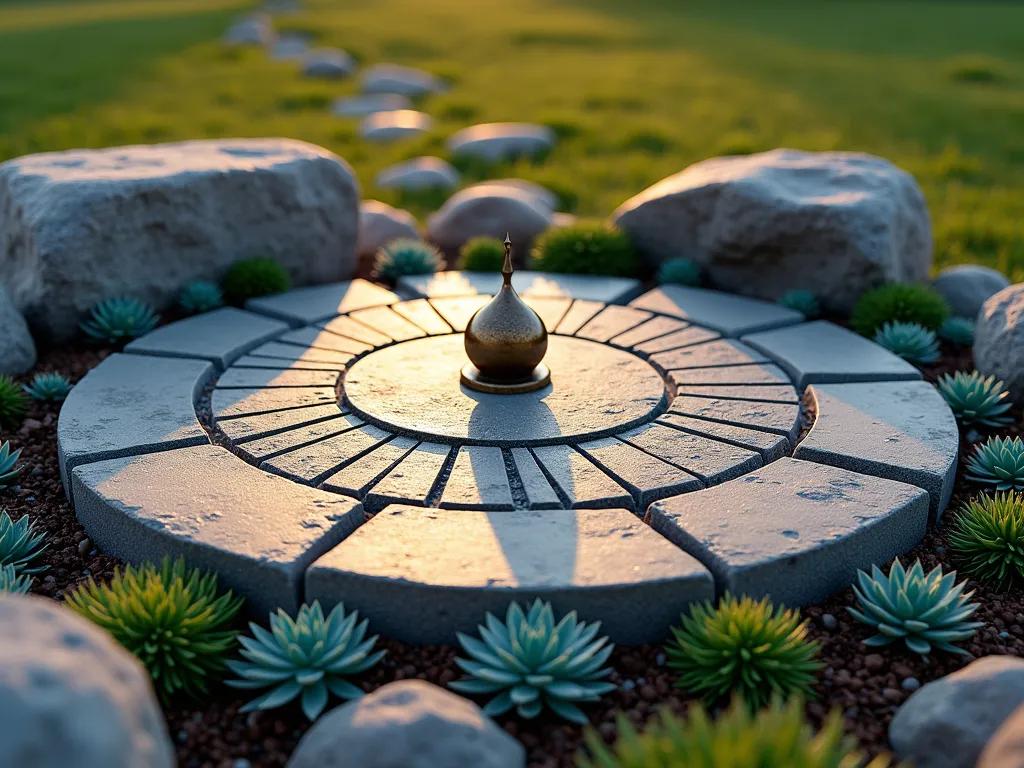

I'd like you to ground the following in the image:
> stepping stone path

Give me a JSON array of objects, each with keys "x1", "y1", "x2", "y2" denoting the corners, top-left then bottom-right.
[
  {"x1": 359, "y1": 110, "x2": 432, "y2": 143},
  {"x1": 375, "y1": 157, "x2": 460, "y2": 191},
  {"x1": 270, "y1": 32, "x2": 310, "y2": 60},
  {"x1": 59, "y1": 273, "x2": 961, "y2": 644},
  {"x1": 447, "y1": 123, "x2": 556, "y2": 162},
  {"x1": 331, "y1": 93, "x2": 411, "y2": 118},
  {"x1": 360, "y1": 64, "x2": 446, "y2": 97},
  {"x1": 301, "y1": 47, "x2": 356, "y2": 79}
]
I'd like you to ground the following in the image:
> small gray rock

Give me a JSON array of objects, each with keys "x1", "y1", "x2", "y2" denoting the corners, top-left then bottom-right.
[
  {"x1": 270, "y1": 33, "x2": 309, "y2": 61},
  {"x1": 375, "y1": 157, "x2": 459, "y2": 191},
  {"x1": 360, "y1": 64, "x2": 445, "y2": 97},
  {"x1": 447, "y1": 123, "x2": 556, "y2": 163},
  {"x1": 902, "y1": 677, "x2": 921, "y2": 692},
  {"x1": 0, "y1": 283, "x2": 35, "y2": 375},
  {"x1": 465, "y1": 179, "x2": 558, "y2": 211},
  {"x1": 357, "y1": 201, "x2": 419, "y2": 259},
  {"x1": 331, "y1": 93, "x2": 411, "y2": 118},
  {"x1": 979, "y1": 702, "x2": 1024, "y2": 768},
  {"x1": 301, "y1": 47, "x2": 355, "y2": 79},
  {"x1": 822, "y1": 613, "x2": 838, "y2": 631},
  {"x1": 359, "y1": 110, "x2": 432, "y2": 143},
  {"x1": 426, "y1": 186, "x2": 552, "y2": 257},
  {"x1": 934, "y1": 264, "x2": 1010, "y2": 319},
  {"x1": 223, "y1": 14, "x2": 274, "y2": 46},
  {"x1": 975, "y1": 284, "x2": 1024, "y2": 400},
  {"x1": 286, "y1": 680, "x2": 525, "y2": 768}
]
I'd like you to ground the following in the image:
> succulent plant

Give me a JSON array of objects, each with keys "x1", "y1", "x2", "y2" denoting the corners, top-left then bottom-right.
[
  {"x1": 0, "y1": 508, "x2": 47, "y2": 574},
  {"x1": 936, "y1": 371, "x2": 1013, "y2": 427},
  {"x1": 778, "y1": 289, "x2": 821, "y2": 319},
  {"x1": 227, "y1": 601, "x2": 385, "y2": 721},
  {"x1": 578, "y1": 697, "x2": 892, "y2": 768},
  {"x1": 460, "y1": 236, "x2": 506, "y2": 272},
  {"x1": 965, "y1": 436, "x2": 1024, "y2": 491},
  {"x1": 664, "y1": 594, "x2": 822, "y2": 709},
  {"x1": 0, "y1": 442, "x2": 24, "y2": 491},
  {"x1": 374, "y1": 239, "x2": 441, "y2": 280},
  {"x1": 939, "y1": 316, "x2": 975, "y2": 346},
  {"x1": 66, "y1": 556, "x2": 243, "y2": 701},
  {"x1": 222, "y1": 258, "x2": 292, "y2": 304},
  {"x1": 850, "y1": 283, "x2": 950, "y2": 337},
  {"x1": 0, "y1": 375, "x2": 28, "y2": 429},
  {"x1": 0, "y1": 563, "x2": 32, "y2": 595},
  {"x1": 178, "y1": 280, "x2": 224, "y2": 315},
  {"x1": 22, "y1": 372, "x2": 73, "y2": 403},
  {"x1": 81, "y1": 297, "x2": 159, "y2": 344},
  {"x1": 847, "y1": 558, "x2": 982, "y2": 656},
  {"x1": 657, "y1": 258, "x2": 702, "y2": 287},
  {"x1": 450, "y1": 599, "x2": 616, "y2": 724},
  {"x1": 530, "y1": 222, "x2": 639, "y2": 277},
  {"x1": 873, "y1": 321, "x2": 940, "y2": 364},
  {"x1": 950, "y1": 492, "x2": 1024, "y2": 591}
]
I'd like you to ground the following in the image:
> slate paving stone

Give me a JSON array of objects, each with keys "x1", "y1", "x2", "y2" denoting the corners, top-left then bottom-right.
[
  {"x1": 657, "y1": 413, "x2": 790, "y2": 461},
  {"x1": 263, "y1": 423, "x2": 392, "y2": 485},
  {"x1": 630, "y1": 285, "x2": 803, "y2": 336},
  {"x1": 246, "y1": 279, "x2": 399, "y2": 325},
  {"x1": 522, "y1": 297, "x2": 572, "y2": 333},
  {"x1": 609, "y1": 316, "x2": 688, "y2": 348},
  {"x1": 214, "y1": 367, "x2": 340, "y2": 389},
  {"x1": 649, "y1": 339, "x2": 770, "y2": 373},
  {"x1": 577, "y1": 437, "x2": 702, "y2": 507},
  {"x1": 363, "y1": 442, "x2": 452, "y2": 512},
  {"x1": 438, "y1": 446, "x2": 515, "y2": 510},
  {"x1": 555, "y1": 300, "x2": 605, "y2": 335},
  {"x1": 795, "y1": 381, "x2": 960, "y2": 519},
  {"x1": 389, "y1": 299, "x2": 452, "y2": 335},
  {"x1": 244, "y1": 341, "x2": 356, "y2": 365},
  {"x1": 318, "y1": 314, "x2": 393, "y2": 346},
  {"x1": 531, "y1": 444, "x2": 634, "y2": 509},
  {"x1": 576, "y1": 306, "x2": 652, "y2": 343},
  {"x1": 428, "y1": 296, "x2": 490, "y2": 332},
  {"x1": 510, "y1": 447, "x2": 561, "y2": 510},
  {"x1": 278, "y1": 327, "x2": 373, "y2": 355},
  {"x1": 212, "y1": 387, "x2": 337, "y2": 421},
  {"x1": 646, "y1": 457, "x2": 929, "y2": 607},
  {"x1": 217, "y1": 403, "x2": 344, "y2": 443},
  {"x1": 668, "y1": 363, "x2": 792, "y2": 388},
  {"x1": 397, "y1": 271, "x2": 642, "y2": 304},
  {"x1": 618, "y1": 422, "x2": 762, "y2": 486},
  {"x1": 667, "y1": 395, "x2": 801, "y2": 443},
  {"x1": 305, "y1": 506, "x2": 714, "y2": 644},
  {"x1": 347, "y1": 306, "x2": 426, "y2": 341},
  {"x1": 631, "y1": 325, "x2": 721, "y2": 356},
  {"x1": 230, "y1": 355, "x2": 345, "y2": 371},
  {"x1": 321, "y1": 436, "x2": 418, "y2": 497},
  {"x1": 236, "y1": 414, "x2": 360, "y2": 463},
  {"x1": 674, "y1": 383, "x2": 800, "y2": 404}
]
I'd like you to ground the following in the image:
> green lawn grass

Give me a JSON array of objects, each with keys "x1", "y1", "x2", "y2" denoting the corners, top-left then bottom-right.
[{"x1": 2, "y1": 0, "x2": 1023, "y2": 278}]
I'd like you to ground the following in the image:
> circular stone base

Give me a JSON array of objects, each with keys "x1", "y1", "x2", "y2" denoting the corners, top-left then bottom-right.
[{"x1": 460, "y1": 363, "x2": 551, "y2": 394}]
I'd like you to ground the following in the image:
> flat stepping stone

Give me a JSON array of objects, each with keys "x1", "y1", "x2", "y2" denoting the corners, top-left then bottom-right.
[
  {"x1": 331, "y1": 93, "x2": 411, "y2": 118},
  {"x1": 447, "y1": 123, "x2": 556, "y2": 163},
  {"x1": 279, "y1": 326, "x2": 373, "y2": 355},
  {"x1": 667, "y1": 394, "x2": 801, "y2": 444},
  {"x1": 360, "y1": 64, "x2": 445, "y2": 97},
  {"x1": 631, "y1": 325, "x2": 721, "y2": 356},
  {"x1": 71, "y1": 444, "x2": 362, "y2": 614},
  {"x1": 246, "y1": 279, "x2": 398, "y2": 325},
  {"x1": 215, "y1": 367, "x2": 339, "y2": 389},
  {"x1": 428, "y1": 296, "x2": 489, "y2": 332},
  {"x1": 125, "y1": 308, "x2": 287, "y2": 371},
  {"x1": 657, "y1": 413, "x2": 790, "y2": 461},
  {"x1": 301, "y1": 47, "x2": 355, "y2": 78},
  {"x1": 630, "y1": 285, "x2": 803, "y2": 336},
  {"x1": 217, "y1": 402, "x2": 343, "y2": 443},
  {"x1": 609, "y1": 316, "x2": 689, "y2": 349},
  {"x1": 576, "y1": 306, "x2": 652, "y2": 343},
  {"x1": 321, "y1": 436, "x2": 417, "y2": 497},
  {"x1": 618, "y1": 422, "x2": 762, "y2": 486},
  {"x1": 363, "y1": 442, "x2": 451, "y2": 512},
  {"x1": 57, "y1": 354, "x2": 212, "y2": 493},
  {"x1": 555, "y1": 299, "x2": 605, "y2": 335},
  {"x1": 263, "y1": 423, "x2": 392, "y2": 484},
  {"x1": 375, "y1": 157, "x2": 459, "y2": 191},
  {"x1": 795, "y1": 381, "x2": 959, "y2": 520},
  {"x1": 742, "y1": 320, "x2": 921, "y2": 388},
  {"x1": 438, "y1": 446, "x2": 514, "y2": 510},
  {"x1": 510, "y1": 448, "x2": 561, "y2": 510},
  {"x1": 647, "y1": 457, "x2": 929, "y2": 608},
  {"x1": 212, "y1": 386, "x2": 337, "y2": 421},
  {"x1": 523, "y1": 297, "x2": 571, "y2": 332},
  {"x1": 668, "y1": 362, "x2": 791, "y2": 388},
  {"x1": 245, "y1": 341, "x2": 355, "y2": 365},
  {"x1": 649, "y1": 339, "x2": 769, "y2": 373},
  {"x1": 397, "y1": 271, "x2": 642, "y2": 304},
  {"x1": 305, "y1": 506, "x2": 714, "y2": 644},
  {"x1": 531, "y1": 444, "x2": 633, "y2": 509},
  {"x1": 577, "y1": 437, "x2": 702, "y2": 506},
  {"x1": 389, "y1": 299, "x2": 452, "y2": 335},
  {"x1": 359, "y1": 110, "x2": 432, "y2": 143}
]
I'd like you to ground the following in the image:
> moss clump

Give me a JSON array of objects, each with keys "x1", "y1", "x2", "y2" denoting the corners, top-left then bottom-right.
[
  {"x1": 222, "y1": 258, "x2": 291, "y2": 305},
  {"x1": 530, "y1": 222, "x2": 639, "y2": 277},
  {"x1": 460, "y1": 237, "x2": 506, "y2": 272}
]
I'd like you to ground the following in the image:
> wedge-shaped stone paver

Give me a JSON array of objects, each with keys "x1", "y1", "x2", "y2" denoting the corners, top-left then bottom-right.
[
  {"x1": 321, "y1": 436, "x2": 418, "y2": 497},
  {"x1": 306, "y1": 506, "x2": 714, "y2": 644},
  {"x1": 212, "y1": 387, "x2": 337, "y2": 420},
  {"x1": 439, "y1": 446, "x2": 514, "y2": 510},
  {"x1": 669, "y1": 363, "x2": 791, "y2": 388},
  {"x1": 245, "y1": 341, "x2": 355, "y2": 365},
  {"x1": 631, "y1": 325, "x2": 720, "y2": 355},
  {"x1": 630, "y1": 285, "x2": 803, "y2": 336},
  {"x1": 523, "y1": 297, "x2": 571, "y2": 332},
  {"x1": 278, "y1": 327, "x2": 372, "y2": 355},
  {"x1": 318, "y1": 315, "x2": 392, "y2": 346},
  {"x1": 262, "y1": 423, "x2": 391, "y2": 484},
  {"x1": 237, "y1": 414, "x2": 360, "y2": 463},
  {"x1": 577, "y1": 437, "x2": 701, "y2": 506},
  {"x1": 389, "y1": 299, "x2": 452, "y2": 335},
  {"x1": 246, "y1": 279, "x2": 399, "y2": 325},
  {"x1": 397, "y1": 271, "x2": 642, "y2": 304},
  {"x1": 742, "y1": 320, "x2": 921, "y2": 389},
  {"x1": 678, "y1": 384, "x2": 800, "y2": 405},
  {"x1": 72, "y1": 445, "x2": 363, "y2": 614},
  {"x1": 576, "y1": 306, "x2": 652, "y2": 343},
  {"x1": 532, "y1": 444, "x2": 633, "y2": 509},
  {"x1": 348, "y1": 306, "x2": 426, "y2": 341},
  {"x1": 618, "y1": 423, "x2": 762, "y2": 486},
  {"x1": 610, "y1": 316, "x2": 688, "y2": 348},
  {"x1": 796, "y1": 381, "x2": 959, "y2": 520},
  {"x1": 668, "y1": 395, "x2": 800, "y2": 443},
  {"x1": 657, "y1": 413, "x2": 790, "y2": 462},
  {"x1": 231, "y1": 355, "x2": 345, "y2": 371},
  {"x1": 554, "y1": 300, "x2": 605, "y2": 336},
  {"x1": 647, "y1": 457, "x2": 929, "y2": 607},
  {"x1": 215, "y1": 367, "x2": 340, "y2": 389},
  {"x1": 217, "y1": 403, "x2": 343, "y2": 443},
  {"x1": 429, "y1": 296, "x2": 490, "y2": 332},
  {"x1": 58, "y1": 354, "x2": 212, "y2": 492},
  {"x1": 511, "y1": 447, "x2": 561, "y2": 510},
  {"x1": 125, "y1": 308, "x2": 288, "y2": 371},
  {"x1": 649, "y1": 339, "x2": 769, "y2": 373},
  {"x1": 364, "y1": 442, "x2": 451, "y2": 512}
]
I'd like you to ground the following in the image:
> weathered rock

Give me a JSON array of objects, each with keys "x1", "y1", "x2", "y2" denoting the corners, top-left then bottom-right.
[
  {"x1": 331, "y1": 93, "x2": 411, "y2": 118},
  {"x1": 270, "y1": 33, "x2": 309, "y2": 60},
  {"x1": 979, "y1": 702, "x2": 1024, "y2": 768},
  {"x1": 0, "y1": 594, "x2": 174, "y2": 768},
  {"x1": 359, "y1": 110, "x2": 432, "y2": 143},
  {"x1": 357, "y1": 201, "x2": 419, "y2": 259},
  {"x1": 223, "y1": 14, "x2": 274, "y2": 45},
  {"x1": 0, "y1": 139, "x2": 359, "y2": 342},
  {"x1": 890, "y1": 656, "x2": 1024, "y2": 768},
  {"x1": 0, "y1": 283, "x2": 35, "y2": 375},
  {"x1": 447, "y1": 123, "x2": 556, "y2": 163},
  {"x1": 465, "y1": 179, "x2": 558, "y2": 211},
  {"x1": 360, "y1": 64, "x2": 445, "y2": 97},
  {"x1": 301, "y1": 47, "x2": 356, "y2": 78},
  {"x1": 375, "y1": 157, "x2": 459, "y2": 191},
  {"x1": 426, "y1": 186, "x2": 552, "y2": 256},
  {"x1": 286, "y1": 680, "x2": 525, "y2": 768},
  {"x1": 934, "y1": 264, "x2": 1010, "y2": 319},
  {"x1": 975, "y1": 284, "x2": 1024, "y2": 400},
  {"x1": 612, "y1": 149, "x2": 932, "y2": 313}
]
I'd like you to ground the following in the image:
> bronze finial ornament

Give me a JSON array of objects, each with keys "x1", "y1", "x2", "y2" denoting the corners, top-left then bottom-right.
[{"x1": 461, "y1": 234, "x2": 551, "y2": 394}]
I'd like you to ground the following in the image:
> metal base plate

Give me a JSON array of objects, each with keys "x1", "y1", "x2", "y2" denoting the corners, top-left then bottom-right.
[{"x1": 460, "y1": 363, "x2": 551, "y2": 395}]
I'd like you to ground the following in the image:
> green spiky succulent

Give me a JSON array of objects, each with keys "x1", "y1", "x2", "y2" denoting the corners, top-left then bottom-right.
[
  {"x1": 850, "y1": 283, "x2": 950, "y2": 336},
  {"x1": 222, "y1": 258, "x2": 292, "y2": 304},
  {"x1": 936, "y1": 371, "x2": 1013, "y2": 427},
  {"x1": 22, "y1": 372, "x2": 73, "y2": 403},
  {"x1": 847, "y1": 558, "x2": 982, "y2": 656},
  {"x1": 873, "y1": 321, "x2": 940, "y2": 364},
  {"x1": 178, "y1": 280, "x2": 224, "y2": 315},
  {"x1": 531, "y1": 222, "x2": 639, "y2": 277},
  {"x1": 450, "y1": 599, "x2": 616, "y2": 724},
  {"x1": 966, "y1": 436, "x2": 1024, "y2": 491},
  {"x1": 778, "y1": 289, "x2": 821, "y2": 319},
  {"x1": 664, "y1": 594, "x2": 822, "y2": 709},
  {"x1": 460, "y1": 236, "x2": 506, "y2": 272},
  {"x1": 0, "y1": 509, "x2": 47, "y2": 574},
  {"x1": 227, "y1": 601, "x2": 385, "y2": 721},
  {"x1": 0, "y1": 563, "x2": 32, "y2": 595},
  {"x1": 0, "y1": 375, "x2": 28, "y2": 429},
  {"x1": 80, "y1": 297, "x2": 159, "y2": 344},
  {"x1": 657, "y1": 258, "x2": 702, "y2": 287},
  {"x1": 0, "y1": 442, "x2": 24, "y2": 491},
  {"x1": 374, "y1": 239, "x2": 441, "y2": 280},
  {"x1": 578, "y1": 697, "x2": 893, "y2": 768},
  {"x1": 66, "y1": 556, "x2": 243, "y2": 701},
  {"x1": 950, "y1": 492, "x2": 1024, "y2": 591},
  {"x1": 939, "y1": 316, "x2": 975, "y2": 346}
]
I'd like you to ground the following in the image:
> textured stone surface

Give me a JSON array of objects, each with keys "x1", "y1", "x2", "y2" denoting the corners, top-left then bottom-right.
[
  {"x1": 231, "y1": 355, "x2": 345, "y2": 371},
  {"x1": 318, "y1": 315, "x2": 391, "y2": 347},
  {"x1": 657, "y1": 413, "x2": 790, "y2": 461},
  {"x1": 577, "y1": 437, "x2": 701, "y2": 506},
  {"x1": 246, "y1": 279, "x2": 399, "y2": 325},
  {"x1": 975, "y1": 284, "x2": 1024, "y2": 400},
  {"x1": 523, "y1": 297, "x2": 572, "y2": 332},
  {"x1": 613, "y1": 149, "x2": 933, "y2": 314},
  {"x1": 797, "y1": 381, "x2": 959, "y2": 519},
  {"x1": 235, "y1": 414, "x2": 360, "y2": 464},
  {"x1": 668, "y1": 363, "x2": 792, "y2": 388},
  {"x1": 360, "y1": 64, "x2": 445, "y2": 97},
  {"x1": 631, "y1": 325, "x2": 721, "y2": 356},
  {"x1": 934, "y1": 264, "x2": 1010, "y2": 319},
  {"x1": 287, "y1": 680, "x2": 526, "y2": 768},
  {"x1": 648, "y1": 458, "x2": 929, "y2": 606},
  {"x1": 363, "y1": 442, "x2": 451, "y2": 512},
  {"x1": 262, "y1": 423, "x2": 392, "y2": 484},
  {"x1": 978, "y1": 702, "x2": 1024, "y2": 768},
  {"x1": 743, "y1": 320, "x2": 921, "y2": 388},
  {"x1": 217, "y1": 403, "x2": 343, "y2": 443},
  {"x1": 675, "y1": 383, "x2": 799, "y2": 404},
  {"x1": 301, "y1": 47, "x2": 355, "y2": 78},
  {"x1": 0, "y1": 139, "x2": 359, "y2": 342},
  {"x1": 398, "y1": 271, "x2": 642, "y2": 304},
  {"x1": 630, "y1": 285, "x2": 803, "y2": 337},
  {"x1": 439, "y1": 446, "x2": 514, "y2": 510},
  {"x1": 649, "y1": 339, "x2": 769, "y2": 373},
  {"x1": 359, "y1": 110, "x2": 433, "y2": 143},
  {"x1": 331, "y1": 93, "x2": 411, "y2": 117},
  {"x1": 245, "y1": 341, "x2": 355, "y2": 365},
  {"x1": 466, "y1": 179, "x2": 558, "y2": 211},
  {"x1": 357, "y1": 201, "x2": 419, "y2": 260},
  {"x1": 428, "y1": 296, "x2": 490, "y2": 332},
  {"x1": 576, "y1": 306, "x2": 652, "y2": 342},
  {"x1": 0, "y1": 282, "x2": 35, "y2": 375},
  {"x1": 447, "y1": 123, "x2": 556, "y2": 163},
  {"x1": 609, "y1": 316, "x2": 689, "y2": 349},
  {"x1": 216, "y1": 366, "x2": 340, "y2": 389},
  {"x1": 347, "y1": 305, "x2": 426, "y2": 341},
  {"x1": 0, "y1": 594, "x2": 175, "y2": 768},
  {"x1": 667, "y1": 395, "x2": 801, "y2": 443},
  {"x1": 306, "y1": 506, "x2": 713, "y2": 644},
  {"x1": 531, "y1": 445, "x2": 632, "y2": 509},
  {"x1": 390, "y1": 299, "x2": 452, "y2": 335},
  {"x1": 71, "y1": 445, "x2": 363, "y2": 614},
  {"x1": 619, "y1": 422, "x2": 762, "y2": 486},
  {"x1": 321, "y1": 436, "x2": 418, "y2": 497},
  {"x1": 212, "y1": 386, "x2": 336, "y2": 420},
  {"x1": 426, "y1": 187, "x2": 553, "y2": 257},
  {"x1": 554, "y1": 300, "x2": 605, "y2": 335},
  {"x1": 375, "y1": 157, "x2": 460, "y2": 191},
  {"x1": 511, "y1": 447, "x2": 561, "y2": 509}
]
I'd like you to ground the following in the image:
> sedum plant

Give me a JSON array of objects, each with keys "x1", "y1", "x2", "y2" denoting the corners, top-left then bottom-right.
[
  {"x1": 578, "y1": 697, "x2": 893, "y2": 768},
  {"x1": 936, "y1": 371, "x2": 1012, "y2": 427},
  {"x1": 0, "y1": 509, "x2": 47, "y2": 574},
  {"x1": 664, "y1": 594, "x2": 822, "y2": 709},
  {"x1": 949, "y1": 492, "x2": 1024, "y2": 591},
  {"x1": 460, "y1": 236, "x2": 506, "y2": 272},
  {"x1": 0, "y1": 442, "x2": 24, "y2": 491},
  {"x1": 374, "y1": 239, "x2": 441, "y2": 280},
  {"x1": 81, "y1": 297, "x2": 159, "y2": 344},
  {"x1": 22, "y1": 372, "x2": 73, "y2": 403},
  {"x1": 847, "y1": 558, "x2": 982, "y2": 656},
  {"x1": 66, "y1": 556, "x2": 243, "y2": 701},
  {"x1": 531, "y1": 222, "x2": 639, "y2": 277},
  {"x1": 850, "y1": 283, "x2": 950, "y2": 337},
  {"x1": 227, "y1": 601, "x2": 385, "y2": 721},
  {"x1": 178, "y1": 280, "x2": 224, "y2": 315},
  {"x1": 873, "y1": 321, "x2": 940, "y2": 364},
  {"x1": 222, "y1": 258, "x2": 291, "y2": 304},
  {"x1": 0, "y1": 563, "x2": 32, "y2": 595},
  {"x1": 657, "y1": 257, "x2": 702, "y2": 287},
  {"x1": 939, "y1": 316, "x2": 975, "y2": 346},
  {"x1": 450, "y1": 599, "x2": 616, "y2": 724},
  {"x1": 778, "y1": 289, "x2": 821, "y2": 319},
  {"x1": 966, "y1": 436, "x2": 1024, "y2": 491},
  {"x1": 0, "y1": 375, "x2": 28, "y2": 429}
]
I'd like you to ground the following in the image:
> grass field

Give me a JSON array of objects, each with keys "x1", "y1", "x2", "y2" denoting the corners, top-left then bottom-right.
[{"x1": 2, "y1": 0, "x2": 1023, "y2": 278}]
